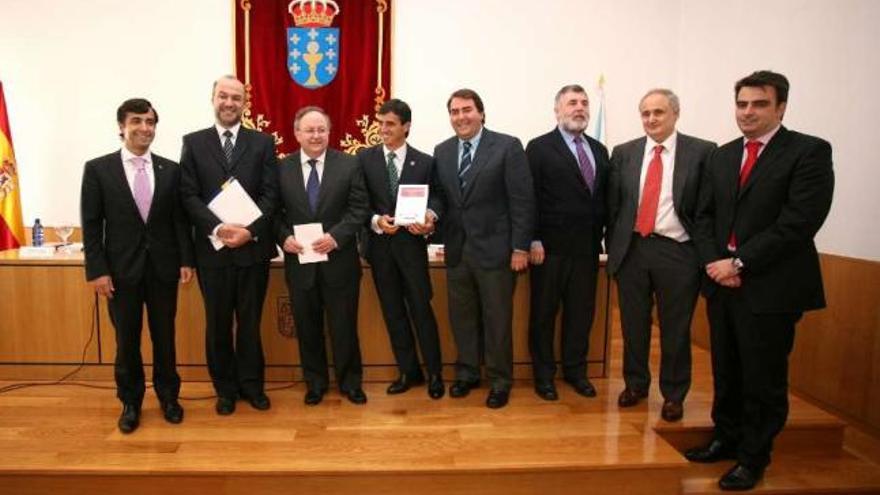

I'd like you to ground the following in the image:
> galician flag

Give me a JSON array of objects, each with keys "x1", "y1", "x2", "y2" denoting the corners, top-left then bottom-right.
[
  {"x1": 588, "y1": 74, "x2": 607, "y2": 146},
  {"x1": 0, "y1": 82, "x2": 25, "y2": 251}
]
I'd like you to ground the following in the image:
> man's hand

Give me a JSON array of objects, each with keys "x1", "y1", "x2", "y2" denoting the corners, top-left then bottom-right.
[
  {"x1": 282, "y1": 235, "x2": 304, "y2": 254},
  {"x1": 706, "y1": 258, "x2": 739, "y2": 284},
  {"x1": 312, "y1": 233, "x2": 338, "y2": 254},
  {"x1": 179, "y1": 267, "x2": 194, "y2": 284},
  {"x1": 407, "y1": 212, "x2": 436, "y2": 236},
  {"x1": 718, "y1": 274, "x2": 742, "y2": 288},
  {"x1": 90, "y1": 275, "x2": 114, "y2": 299},
  {"x1": 511, "y1": 250, "x2": 529, "y2": 272},
  {"x1": 378, "y1": 215, "x2": 399, "y2": 235},
  {"x1": 529, "y1": 241, "x2": 545, "y2": 265},
  {"x1": 217, "y1": 224, "x2": 252, "y2": 248}
]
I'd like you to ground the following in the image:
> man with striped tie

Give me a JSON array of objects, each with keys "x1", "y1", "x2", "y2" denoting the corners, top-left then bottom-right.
[{"x1": 426, "y1": 88, "x2": 535, "y2": 409}]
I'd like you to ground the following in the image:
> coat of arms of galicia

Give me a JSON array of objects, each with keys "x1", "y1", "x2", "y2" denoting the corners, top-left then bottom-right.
[{"x1": 287, "y1": 0, "x2": 340, "y2": 89}]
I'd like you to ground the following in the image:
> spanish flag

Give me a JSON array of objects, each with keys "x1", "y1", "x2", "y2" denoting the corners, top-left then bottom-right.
[{"x1": 0, "y1": 81, "x2": 24, "y2": 250}]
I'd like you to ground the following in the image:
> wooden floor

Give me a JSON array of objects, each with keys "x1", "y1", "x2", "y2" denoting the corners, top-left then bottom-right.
[{"x1": 1, "y1": 334, "x2": 879, "y2": 494}]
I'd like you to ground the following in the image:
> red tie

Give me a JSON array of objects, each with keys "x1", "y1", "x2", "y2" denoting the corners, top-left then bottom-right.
[
  {"x1": 635, "y1": 145, "x2": 664, "y2": 237},
  {"x1": 727, "y1": 140, "x2": 764, "y2": 250}
]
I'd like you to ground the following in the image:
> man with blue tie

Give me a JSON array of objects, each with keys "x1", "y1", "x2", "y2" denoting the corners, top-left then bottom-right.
[
  {"x1": 275, "y1": 106, "x2": 370, "y2": 406},
  {"x1": 526, "y1": 84, "x2": 609, "y2": 401},
  {"x1": 426, "y1": 89, "x2": 535, "y2": 409}
]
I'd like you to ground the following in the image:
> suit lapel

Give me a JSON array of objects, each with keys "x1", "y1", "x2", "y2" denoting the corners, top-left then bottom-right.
[
  {"x1": 110, "y1": 153, "x2": 145, "y2": 223},
  {"x1": 229, "y1": 128, "x2": 251, "y2": 175},
  {"x1": 316, "y1": 151, "x2": 336, "y2": 215},
  {"x1": 286, "y1": 154, "x2": 312, "y2": 217},
  {"x1": 738, "y1": 127, "x2": 789, "y2": 199},
  {"x1": 626, "y1": 138, "x2": 646, "y2": 209},
  {"x1": 672, "y1": 135, "x2": 691, "y2": 208},
  {"x1": 461, "y1": 130, "x2": 495, "y2": 201},
  {"x1": 551, "y1": 129, "x2": 588, "y2": 189},
  {"x1": 204, "y1": 128, "x2": 231, "y2": 175},
  {"x1": 146, "y1": 157, "x2": 169, "y2": 224},
  {"x1": 440, "y1": 140, "x2": 463, "y2": 204}
]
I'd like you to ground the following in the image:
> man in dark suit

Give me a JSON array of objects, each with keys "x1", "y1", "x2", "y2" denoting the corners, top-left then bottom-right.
[
  {"x1": 607, "y1": 89, "x2": 715, "y2": 421},
  {"x1": 526, "y1": 84, "x2": 608, "y2": 402},
  {"x1": 357, "y1": 99, "x2": 444, "y2": 399},
  {"x1": 686, "y1": 71, "x2": 834, "y2": 491},
  {"x1": 180, "y1": 76, "x2": 278, "y2": 415},
  {"x1": 276, "y1": 106, "x2": 370, "y2": 406},
  {"x1": 426, "y1": 88, "x2": 534, "y2": 409},
  {"x1": 81, "y1": 98, "x2": 194, "y2": 433}
]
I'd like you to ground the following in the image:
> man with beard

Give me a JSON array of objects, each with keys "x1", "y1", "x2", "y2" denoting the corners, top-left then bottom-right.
[
  {"x1": 526, "y1": 84, "x2": 609, "y2": 401},
  {"x1": 180, "y1": 75, "x2": 279, "y2": 415}
]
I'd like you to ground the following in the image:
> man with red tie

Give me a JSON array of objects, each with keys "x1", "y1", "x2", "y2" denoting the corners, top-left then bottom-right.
[
  {"x1": 687, "y1": 71, "x2": 834, "y2": 491},
  {"x1": 607, "y1": 89, "x2": 715, "y2": 421}
]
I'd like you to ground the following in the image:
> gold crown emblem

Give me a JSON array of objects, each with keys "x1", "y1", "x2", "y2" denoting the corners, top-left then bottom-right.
[{"x1": 288, "y1": 0, "x2": 340, "y2": 27}]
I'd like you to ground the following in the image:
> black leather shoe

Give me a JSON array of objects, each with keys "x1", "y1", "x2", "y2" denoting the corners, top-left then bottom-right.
[
  {"x1": 565, "y1": 378, "x2": 597, "y2": 398},
  {"x1": 661, "y1": 400, "x2": 683, "y2": 422},
  {"x1": 685, "y1": 439, "x2": 737, "y2": 463},
  {"x1": 215, "y1": 396, "x2": 236, "y2": 415},
  {"x1": 427, "y1": 374, "x2": 445, "y2": 399},
  {"x1": 244, "y1": 393, "x2": 271, "y2": 411},
  {"x1": 160, "y1": 400, "x2": 184, "y2": 424},
  {"x1": 534, "y1": 382, "x2": 559, "y2": 401},
  {"x1": 617, "y1": 387, "x2": 649, "y2": 407},
  {"x1": 304, "y1": 388, "x2": 326, "y2": 406},
  {"x1": 486, "y1": 388, "x2": 510, "y2": 409},
  {"x1": 344, "y1": 388, "x2": 368, "y2": 405},
  {"x1": 118, "y1": 403, "x2": 140, "y2": 434},
  {"x1": 449, "y1": 379, "x2": 480, "y2": 398},
  {"x1": 718, "y1": 463, "x2": 764, "y2": 491},
  {"x1": 386, "y1": 375, "x2": 425, "y2": 395}
]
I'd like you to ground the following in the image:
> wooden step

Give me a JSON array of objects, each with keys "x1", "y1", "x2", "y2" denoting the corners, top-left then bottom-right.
[
  {"x1": 680, "y1": 451, "x2": 880, "y2": 494},
  {"x1": 654, "y1": 394, "x2": 846, "y2": 455}
]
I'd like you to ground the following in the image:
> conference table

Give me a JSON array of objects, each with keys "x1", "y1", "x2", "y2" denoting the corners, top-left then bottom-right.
[{"x1": 0, "y1": 248, "x2": 610, "y2": 382}]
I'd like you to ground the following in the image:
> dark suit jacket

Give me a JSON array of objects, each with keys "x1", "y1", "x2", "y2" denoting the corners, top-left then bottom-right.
[
  {"x1": 275, "y1": 148, "x2": 370, "y2": 290},
  {"x1": 527, "y1": 128, "x2": 609, "y2": 260},
  {"x1": 358, "y1": 143, "x2": 433, "y2": 265},
  {"x1": 179, "y1": 126, "x2": 279, "y2": 268},
  {"x1": 430, "y1": 128, "x2": 535, "y2": 269},
  {"x1": 81, "y1": 151, "x2": 194, "y2": 283},
  {"x1": 694, "y1": 126, "x2": 834, "y2": 313},
  {"x1": 607, "y1": 132, "x2": 716, "y2": 274}
]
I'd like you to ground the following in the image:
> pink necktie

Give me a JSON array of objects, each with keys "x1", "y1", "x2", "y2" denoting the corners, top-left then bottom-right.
[{"x1": 132, "y1": 157, "x2": 152, "y2": 222}]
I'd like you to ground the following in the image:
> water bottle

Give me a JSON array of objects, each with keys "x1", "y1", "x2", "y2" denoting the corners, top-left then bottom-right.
[{"x1": 32, "y1": 218, "x2": 44, "y2": 247}]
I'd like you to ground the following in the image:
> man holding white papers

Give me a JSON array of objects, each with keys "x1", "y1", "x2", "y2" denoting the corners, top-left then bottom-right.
[
  {"x1": 357, "y1": 99, "x2": 444, "y2": 399},
  {"x1": 276, "y1": 106, "x2": 370, "y2": 406},
  {"x1": 180, "y1": 75, "x2": 279, "y2": 415}
]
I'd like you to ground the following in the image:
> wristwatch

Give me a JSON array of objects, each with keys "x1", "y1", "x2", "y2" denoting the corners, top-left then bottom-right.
[{"x1": 732, "y1": 257, "x2": 745, "y2": 274}]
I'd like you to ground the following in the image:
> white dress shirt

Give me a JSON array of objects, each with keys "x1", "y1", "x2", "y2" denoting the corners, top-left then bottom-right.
[
  {"x1": 637, "y1": 131, "x2": 688, "y2": 241},
  {"x1": 371, "y1": 143, "x2": 407, "y2": 234},
  {"x1": 120, "y1": 147, "x2": 155, "y2": 195}
]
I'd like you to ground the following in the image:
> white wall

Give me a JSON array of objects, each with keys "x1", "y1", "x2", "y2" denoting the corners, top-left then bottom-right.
[{"x1": 1, "y1": 0, "x2": 877, "y2": 260}]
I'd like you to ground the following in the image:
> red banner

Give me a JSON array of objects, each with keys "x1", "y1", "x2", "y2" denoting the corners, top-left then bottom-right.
[
  {"x1": 234, "y1": 0, "x2": 392, "y2": 156},
  {"x1": 0, "y1": 81, "x2": 24, "y2": 251}
]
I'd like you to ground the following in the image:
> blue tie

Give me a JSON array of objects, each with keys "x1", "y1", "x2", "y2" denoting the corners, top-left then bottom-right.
[
  {"x1": 306, "y1": 159, "x2": 319, "y2": 213},
  {"x1": 458, "y1": 141, "x2": 472, "y2": 189}
]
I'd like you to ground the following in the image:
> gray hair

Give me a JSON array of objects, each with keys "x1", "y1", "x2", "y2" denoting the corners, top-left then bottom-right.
[
  {"x1": 554, "y1": 84, "x2": 589, "y2": 104},
  {"x1": 640, "y1": 88, "x2": 680, "y2": 114}
]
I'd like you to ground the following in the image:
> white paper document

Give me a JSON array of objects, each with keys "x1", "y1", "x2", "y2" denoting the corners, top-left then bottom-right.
[
  {"x1": 207, "y1": 178, "x2": 263, "y2": 251},
  {"x1": 293, "y1": 223, "x2": 328, "y2": 264},
  {"x1": 393, "y1": 185, "x2": 428, "y2": 226}
]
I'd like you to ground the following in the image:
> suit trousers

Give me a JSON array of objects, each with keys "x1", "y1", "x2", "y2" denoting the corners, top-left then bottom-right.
[
  {"x1": 707, "y1": 287, "x2": 798, "y2": 470},
  {"x1": 446, "y1": 251, "x2": 515, "y2": 390},
  {"x1": 198, "y1": 263, "x2": 269, "y2": 399},
  {"x1": 108, "y1": 265, "x2": 181, "y2": 406},
  {"x1": 528, "y1": 253, "x2": 599, "y2": 383},
  {"x1": 370, "y1": 245, "x2": 442, "y2": 378},
  {"x1": 288, "y1": 268, "x2": 363, "y2": 392},
  {"x1": 616, "y1": 235, "x2": 699, "y2": 402}
]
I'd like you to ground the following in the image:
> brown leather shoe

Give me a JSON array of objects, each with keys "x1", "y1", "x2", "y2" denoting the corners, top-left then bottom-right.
[
  {"x1": 617, "y1": 388, "x2": 648, "y2": 407},
  {"x1": 661, "y1": 400, "x2": 683, "y2": 422}
]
